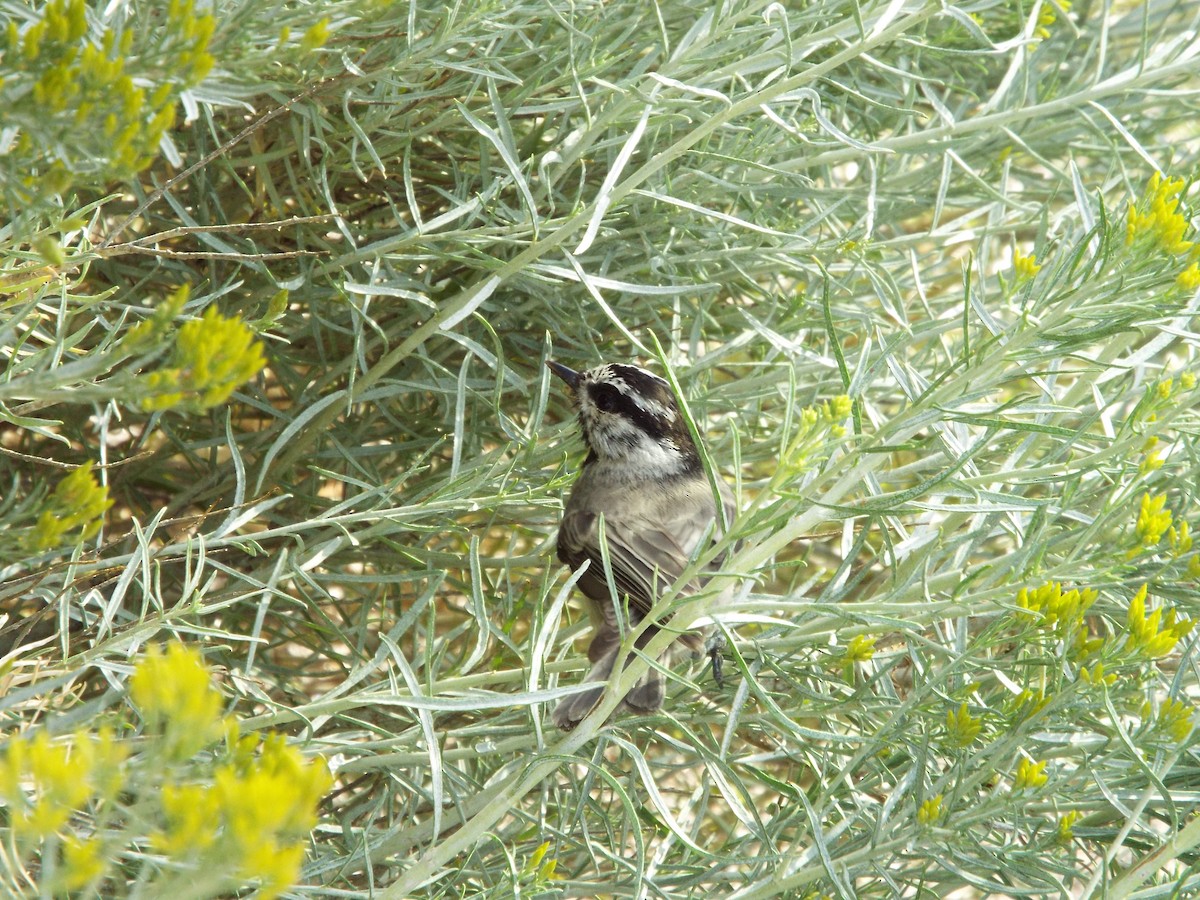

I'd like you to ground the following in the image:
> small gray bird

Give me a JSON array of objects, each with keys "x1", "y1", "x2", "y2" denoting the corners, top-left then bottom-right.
[{"x1": 546, "y1": 359, "x2": 736, "y2": 729}]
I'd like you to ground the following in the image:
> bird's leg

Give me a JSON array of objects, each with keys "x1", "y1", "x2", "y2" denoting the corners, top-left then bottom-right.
[{"x1": 705, "y1": 630, "x2": 727, "y2": 687}]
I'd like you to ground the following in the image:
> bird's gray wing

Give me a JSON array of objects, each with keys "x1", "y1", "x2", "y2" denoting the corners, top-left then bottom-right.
[
  {"x1": 558, "y1": 481, "x2": 733, "y2": 621},
  {"x1": 558, "y1": 508, "x2": 657, "y2": 614}
]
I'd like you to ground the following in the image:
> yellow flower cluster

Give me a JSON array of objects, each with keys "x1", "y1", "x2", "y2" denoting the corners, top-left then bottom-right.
[
  {"x1": 1143, "y1": 696, "x2": 1194, "y2": 744},
  {"x1": 1137, "y1": 371, "x2": 1195, "y2": 431},
  {"x1": 1139, "y1": 436, "x2": 1164, "y2": 476},
  {"x1": 1056, "y1": 810, "x2": 1081, "y2": 843},
  {"x1": 1072, "y1": 621, "x2": 1103, "y2": 660},
  {"x1": 838, "y1": 634, "x2": 876, "y2": 681},
  {"x1": 916, "y1": 794, "x2": 944, "y2": 826},
  {"x1": 842, "y1": 634, "x2": 876, "y2": 663},
  {"x1": 777, "y1": 394, "x2": 853, "y2": 482},
  {"x1": 967, "y1": 0, "x2": 1071, "y2": 43},
  {"x1": 300, "y1": 17, "x2": 332, "y2": 51},
  {"x1": 1012, "y1": 757, "x2": 1048, "y2": 792},
  {"x1": 1134, "y1": 492, "x2": 1173, "y2": 550},
  {"x1": 0, "y1": 727, "x2": 126, "y2": 890},
  {"x1": 123, "y1": 284, "x2": 190, "y2": 352},
  {"x1": 1126, "y1": 172, "x2": 1196, "y2": 257},
  {"x1": 1166, "y1": 520, "x2": 1200, "y2": 578},
  {"x1": 1169, "y1": 520, "x2": 1192, "y2": 555},
  {"x1": 131, "y1": 644, "x2": 331, "y2": 898},
  {"x1": 824, "y1": 395, "x2": 854, "y2": 436},
  {"x1": 129, "y1": 642, "x2": 227, "y2": 760},
  {"x1": 4, "y1": 0, "x2": 214, "y2": 199},
  {"x1": 1157, "y1": 371, "x2": 1195, "y2": 399},
  {"x1": 0, "y1": 642, "x2": 332, "y2": 898},
  {"x1": 1077, "y1": 662, "x2": 1116, "y2": 686},
  {"x1": 153, "y1": 732, "x2": 332, "y2": 899},
  {"x1": 520, "y1": 840, "x2": 560, "y2": 886},
  {"x1": 1012, "y1": 247, "x2": 1041, "y2": 281},
  {"x1": 798, "y1": 395, "x2": 853, "y2": 438},
  {"x1": 1016, "y1": 580, "x2": 1098, "y2": 636},
  {"x1": 0, "y1": 728, "x2": 125, "y2": 841},
  {"x1": 1125, "y1": 584, "x2": 1194, "y2": 659},
  {"x1": 28, "y1": 460, "x2": 113, "y2": 550},
  {"x1": 139, "y1": 306, "x2": 267, "y2": 412},
  {"x1": 60, "y1": 835, "x2": 108, "y2": 891},
  {"x1": 1034, "y1": 1, "x2": 1070, "y2": 40},
  {"x1": 946, "y1": 702, "x2": 982, "y2": 749},
  {"x1": 1006, "y1": 687, "x2": 1051, "y2": 719}
]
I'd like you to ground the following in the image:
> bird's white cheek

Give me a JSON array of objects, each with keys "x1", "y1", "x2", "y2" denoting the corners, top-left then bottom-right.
[
  {"x1": 586, "y1": 416, "x2": 686, "y2": 477},
  {"x1": 621, "y1": 440, "x2": 687, "y2": 477}
]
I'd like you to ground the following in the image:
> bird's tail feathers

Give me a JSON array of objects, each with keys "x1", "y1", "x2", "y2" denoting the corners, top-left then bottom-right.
[{"x1": 552, "y1": 647, "x2": 670, "y2": 730}]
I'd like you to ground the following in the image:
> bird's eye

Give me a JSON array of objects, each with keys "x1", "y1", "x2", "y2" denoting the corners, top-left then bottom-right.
[{"x1": 592, "y1": 385, "x2": 619, "y2": 412}]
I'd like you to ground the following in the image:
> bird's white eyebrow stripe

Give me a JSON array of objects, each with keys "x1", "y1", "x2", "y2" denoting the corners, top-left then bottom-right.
[
  {"x1": 586, "y1": 365, "x2": 676, "y2": 422},
  {"x1": 630, "y1": 393, "x2": 674, "y2": 421}
]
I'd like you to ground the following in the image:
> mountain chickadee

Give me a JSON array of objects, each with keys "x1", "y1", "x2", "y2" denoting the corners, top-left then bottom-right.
[{"x1": 546, "y1": 359, "x2": 736, "y2": 729}]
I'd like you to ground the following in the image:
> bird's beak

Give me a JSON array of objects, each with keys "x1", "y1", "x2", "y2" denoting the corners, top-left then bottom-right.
[{"x1": 546, "y1": 360, "x2": 581, "y2": 390}]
